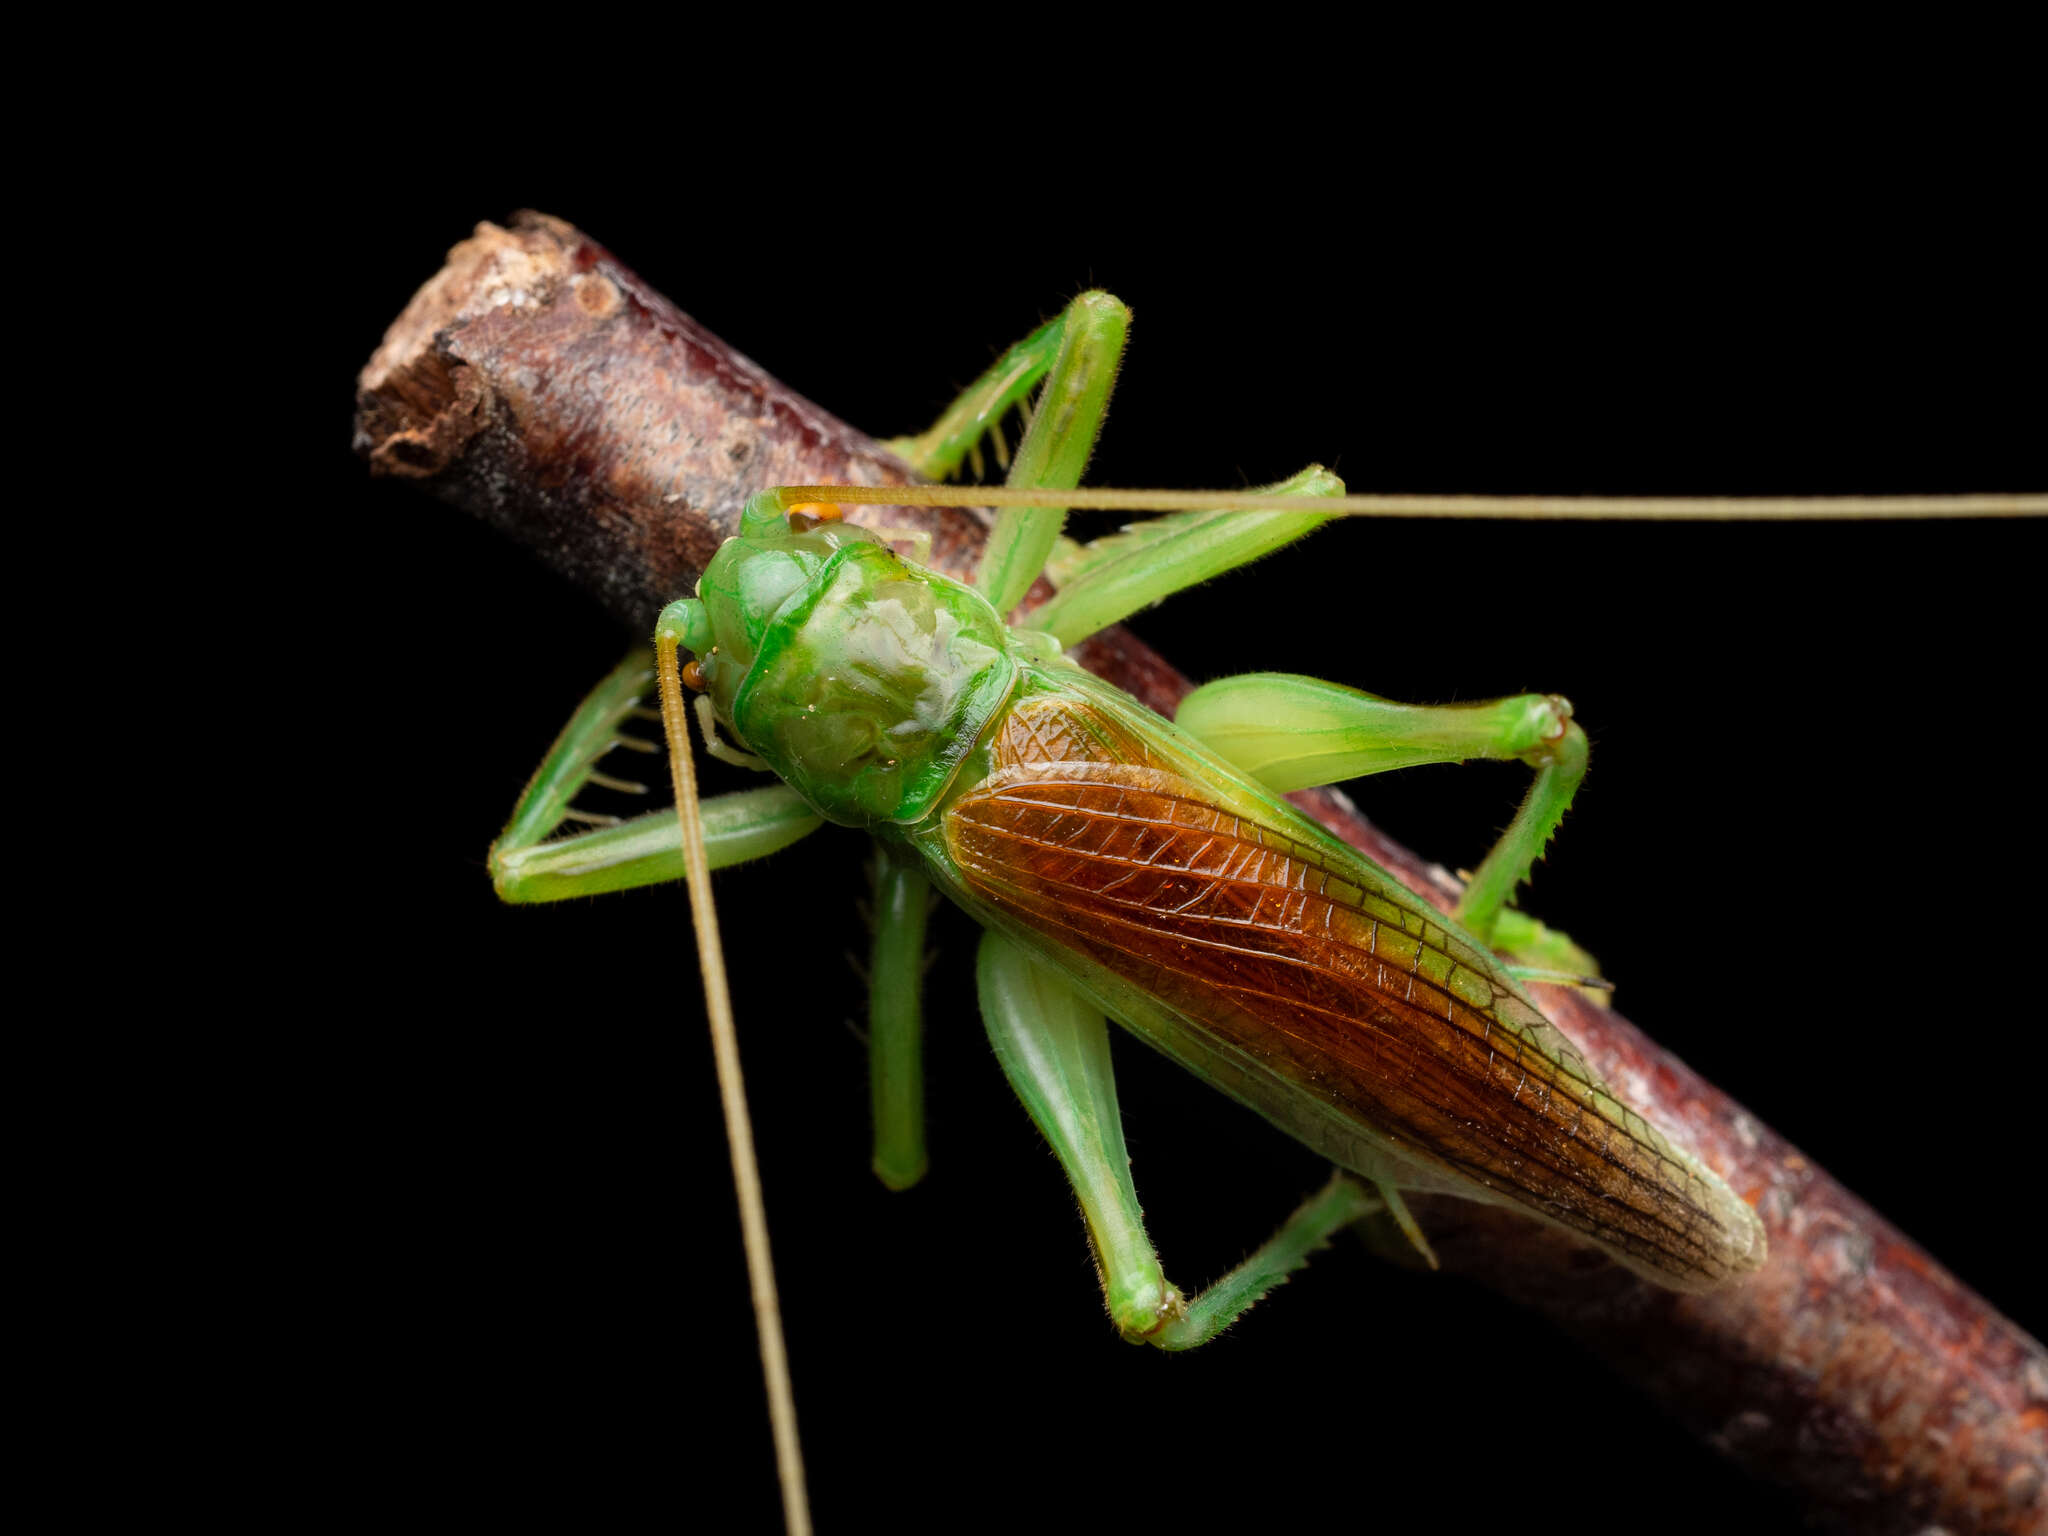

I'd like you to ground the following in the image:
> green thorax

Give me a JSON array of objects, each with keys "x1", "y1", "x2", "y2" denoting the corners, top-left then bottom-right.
[{"x1": 687, "y1": 508, "x2": 1016, "y2": 828}]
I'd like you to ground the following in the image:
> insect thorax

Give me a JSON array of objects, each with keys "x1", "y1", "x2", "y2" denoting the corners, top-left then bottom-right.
[{"x1": 697, "y1": 526, "x2": 1016, "y2": 828}]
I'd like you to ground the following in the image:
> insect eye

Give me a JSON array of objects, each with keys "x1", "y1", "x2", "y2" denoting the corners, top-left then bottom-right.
[{"x1": 681, "y1": 658, "x2": 707, "y2": 692}]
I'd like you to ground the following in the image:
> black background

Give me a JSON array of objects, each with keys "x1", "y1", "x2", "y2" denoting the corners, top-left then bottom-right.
[{"x1": 284, "y1": 83, "x2": 2041, "y2": 1535}]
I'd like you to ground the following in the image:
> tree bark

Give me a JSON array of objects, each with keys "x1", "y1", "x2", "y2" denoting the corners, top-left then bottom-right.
[{"x1": 355, "y1": 211, "x2": 2046, "y2": 1536}]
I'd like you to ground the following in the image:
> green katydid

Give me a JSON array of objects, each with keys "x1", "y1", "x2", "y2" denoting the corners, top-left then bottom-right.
[{"x1": 469, "y1": 290, "x2": 2044, "y2": 1532}]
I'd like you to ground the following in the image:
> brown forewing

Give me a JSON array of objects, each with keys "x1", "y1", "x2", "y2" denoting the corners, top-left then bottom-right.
[{"x1": 944, "y1": 696, "x2": 1751, "y2": 1288}]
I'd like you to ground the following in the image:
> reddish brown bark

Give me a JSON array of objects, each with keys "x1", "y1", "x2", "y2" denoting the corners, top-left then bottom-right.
[
  {"x1": 355, "y1": 212, "x2": 2046, "y2": 1536},
  {"x1": 353, "y1": 212, "x2": 989, "y2": 627}
]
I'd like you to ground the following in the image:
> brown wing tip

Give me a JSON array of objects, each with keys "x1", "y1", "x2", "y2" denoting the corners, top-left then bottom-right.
[
  {"x1": 1728, "y1": 1194, "x2": 1771, "y2": 1275},
  {"x1": 1646, "y1": 1184, "x2": 1770, "y2": 1294}
]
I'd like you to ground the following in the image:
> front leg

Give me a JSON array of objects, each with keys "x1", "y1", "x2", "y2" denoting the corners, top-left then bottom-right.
[
  {"x1": 877, "y1": 290, "x2": 1132, "y2": 614},
  {"x1": 976, "y1": 292, "x2": 1130, "y2": 615},
  {"x1": 488, "y1": 649, "x2": 821, "y2": 902},
  {"x1": 882, "y1": 312, "x2": 1066, "y2": 482}
]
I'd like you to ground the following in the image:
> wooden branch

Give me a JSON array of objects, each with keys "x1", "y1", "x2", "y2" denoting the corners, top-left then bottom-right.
[{"x1": 355, "y1": 212, "x2": 2047, "y2": 1536}]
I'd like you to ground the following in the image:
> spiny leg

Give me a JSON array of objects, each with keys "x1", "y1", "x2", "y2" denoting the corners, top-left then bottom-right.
[
  {"x1": 492, "y1": 649, "x2": 660, "y2": 849},
  {"x1": 488, "y1": 648, "x2": 822, "y2": 903},
  {"x1": 877, "y1": 291, "x2": 1342, "y2": 633},
  {"x1": 1156, "y1": 1176, "x2": 1383, "y2": 1350},
  {"x1": 975, "y1": 292, "x2": 1130, "y2": 616},
  {"x1": 1174, "y1": 674, "x2": 1593, "y2": 958},
  {"x1": 867, "y1": 843, "x2": 932, "y2": 1191},
  {"x1": 493, "y1": 787, "x2": 823, "y2": 903},
  {"x1": 879, "y1": 290, "x2": 1130, "y2": 613},
  {"x1": 1455, "y1": 718, "x2": 1588, "y2": 951},
  {"x1": 976, "y1": 931, "x2": 1377, "y2": 1346},
  {"x1": 883, "y1": 313, "x2": 1069, "y2": 481}
]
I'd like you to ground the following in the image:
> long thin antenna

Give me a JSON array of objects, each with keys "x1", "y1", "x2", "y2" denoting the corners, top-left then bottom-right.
[
  {"x1": 654, "y1": 629, "x2": 812, "y2": 1536},
  {"x1": 774, "y1": 485, "x2": 2048, "y2": 520}
]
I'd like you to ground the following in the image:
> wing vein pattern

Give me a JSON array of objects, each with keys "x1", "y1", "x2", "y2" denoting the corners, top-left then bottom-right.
[{"x1": 943, "y1": 687, "x2": 1760, "y2": 1288}]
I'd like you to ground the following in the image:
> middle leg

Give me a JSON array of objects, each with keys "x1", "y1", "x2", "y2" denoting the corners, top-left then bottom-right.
[{"x1": 876, "y1": 289, "x2": 1132, "y2": 616}]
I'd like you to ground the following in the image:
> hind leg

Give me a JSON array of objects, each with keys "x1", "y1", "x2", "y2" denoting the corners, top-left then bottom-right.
[
  {"x1": 1176, "y1": 674, "x2": 1591, "y2": 957},
  {"x1": 976, "y1": 931, "x2": 1379, "y2": 1347}
]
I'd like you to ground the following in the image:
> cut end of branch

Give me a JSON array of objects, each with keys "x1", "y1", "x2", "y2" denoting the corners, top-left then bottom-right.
[{"x1": 353, "y1": 212, "x2": 577, "y2": 478}]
